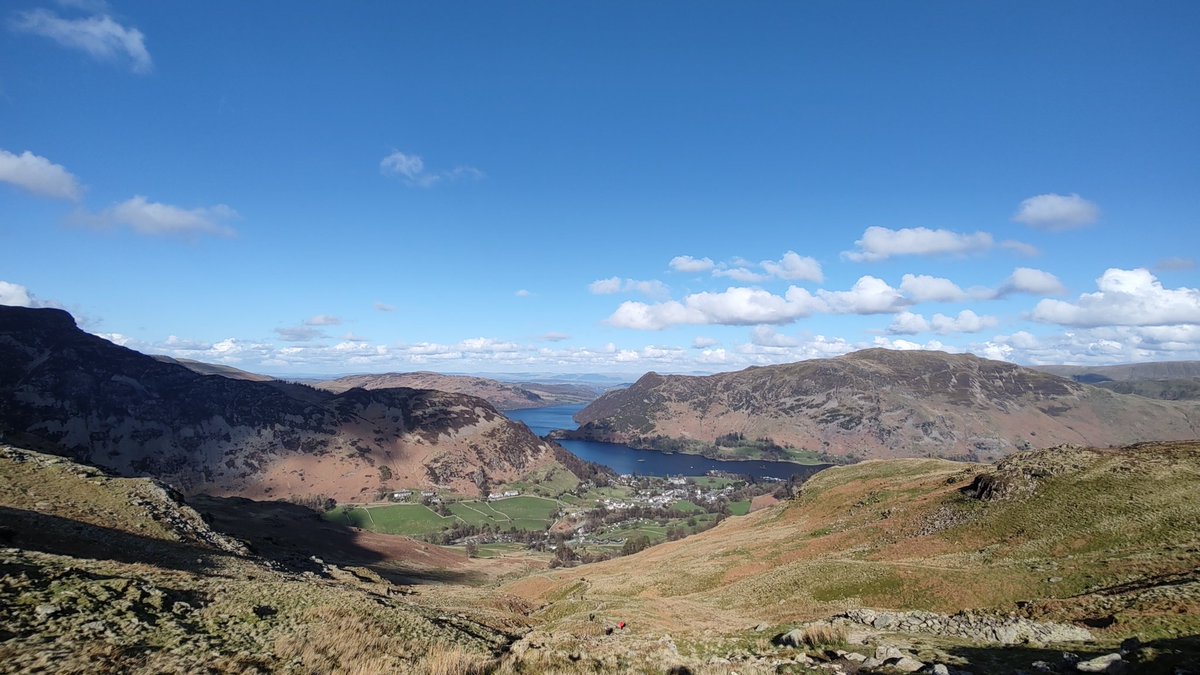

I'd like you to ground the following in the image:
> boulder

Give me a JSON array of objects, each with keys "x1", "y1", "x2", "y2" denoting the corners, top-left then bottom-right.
[{"x1": 1075, "y1": 653, "x2": 1126, "y2": 673}]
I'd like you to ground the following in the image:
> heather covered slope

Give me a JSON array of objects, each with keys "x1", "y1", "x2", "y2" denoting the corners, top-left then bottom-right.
[
  {"x1": 0, "y1": 306, "x2": 572, "y2": 501},
  {"x1": 500, "y1": 442, "x2": 1200, "y2": 669},
  {"x1": 568, "y1": 349, "x2": 1200, "y2": 461}
]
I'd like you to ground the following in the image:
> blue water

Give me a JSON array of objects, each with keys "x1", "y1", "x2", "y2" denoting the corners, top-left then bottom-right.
[{"x1": 504, "y1": 405, "x2": 828, "y2": 481}]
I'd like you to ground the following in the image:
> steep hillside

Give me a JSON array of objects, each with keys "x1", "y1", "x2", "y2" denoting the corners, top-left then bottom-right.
[
  {"x1": 0, "y1": 306, "x2": 573, "y2": 501},
  {"x1": 0, "y1": 444, "x2": 522, "y2": 674},
  {"x1": 314, "y1": 371, "x2": 599, "y2": 409},
  {"x1": 500, "y1": 442, "x2": 1200, "y2": 672},
  {"x1": 566, "y1": 349, "x2": 1200, "y2": 461}
]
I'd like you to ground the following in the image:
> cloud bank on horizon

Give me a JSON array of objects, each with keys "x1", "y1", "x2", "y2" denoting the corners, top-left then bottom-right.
[{"x1": 1, "y1": 2, "x2": 1197, "y2": 374}]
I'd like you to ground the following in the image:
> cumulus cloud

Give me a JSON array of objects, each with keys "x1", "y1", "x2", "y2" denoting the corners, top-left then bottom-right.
[
  {"x1": 1013, "y1": 193, "x2": 1100, "y2": 230},
  {"x1": 305, "y1": 315, "x2": 340, "y2": 326},
  {"x1": 0, "y1": 280, "x2": 34, "y2": 307},
  {"x1": 899, "y1": 274, "x2": 968, "y2": 303},
  {"x1": 668, "y1": 255, "x2": 715, "y2": 273},
  {"x1": 11, "y1": 8, "x2": 151, "y2": 74},
  {"x1": 817, "y1": 276, "x2": 907, "y2": 314},
  {"x1": 607, "y1": 286, "x2": 825, "y2": 330},
  {"x1": 872, "y1": 336, "x2": 954, "y2": 352},
  {"x1": 996, "y1": 267, "x2": 1065, "y2": 297},
  {"x1": 886, "y1": 311, "x2": 930, "y2": 335},
  {"x1": 976, "y1": 325, "x2": 1200, "y2": 365},
  {"x1": 0, "y1": 149, "x2": 83, "y2": 201},
  {"x1": 713, "y1": 267, "x2": 768, "y2": 283},
  {"x1": 760, "y1": 251, "x2": 823, "y2": 283},
  {"x1": 84, "y1": 196, "x2": 238, "y2": 237},
  {"x1": 692, "y1": 336, "x2": 720, "y2": 348},
  {"x1": 587, "y1": 277, "x2": 669, "y2": 299},
  {"x1": 843, "y1": 226, "x2": 997, "y2": 262},
  {"x1": 379, "y1": 150, "x2": 482, "y2": 188},
  {"x1": 1032, "y1": 268, "x2": 1200, "y2": 327}
]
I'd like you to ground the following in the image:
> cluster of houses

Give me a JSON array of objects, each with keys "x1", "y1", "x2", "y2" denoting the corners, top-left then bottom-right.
[
  {"x1": 486, "y1": 489, "x2": 521, "y2": 501},
  {"x1": 387, "y1": 489, "x2": 439, "y2": 503}
]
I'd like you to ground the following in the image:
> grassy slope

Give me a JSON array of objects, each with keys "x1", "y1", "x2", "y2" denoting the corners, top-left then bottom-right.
[{"x1": 503, "y1": 442, "x2": 1200, "y2": 645}]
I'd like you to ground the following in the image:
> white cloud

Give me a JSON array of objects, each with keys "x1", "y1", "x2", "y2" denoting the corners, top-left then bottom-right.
[
  {"x1": 889, "y1": 310, "x2": 997, "y2": 335},
  {"x1": 843, "y1": 226, "x2": 996, "y2": 262},
  {"x1": 587, "y1": 277, "x2": 669, "y2": 299},
  {"x1": 929, "y1": 310, "x2": 997, "y2": 334},
  {"x1": 710, "y1": 251, "x2": 823, "y2": 284},
  {"x1": 305, "y1": 315, "x2": 341, "y2": 326},
  {"x1": 872, "y1": 336, "x2": 954, "y2": 352},
  {"x1": 0, "y1": 149, "x2": 83, "y2": 201},
  {"x1": 692, "y1": 336, "x2": 720, "y2": 348},
  {"x1": 607, "y1": 286, "x2": 825, "y2": 330},
  {"x1": 886, "y1": 311, "x2": 930, "y2": 335},
  {"x1": 86, "y1": 195, "x2": 238, "y2": 237},
  {"x1": 374, "y1": 302, "x2": 396, "y2": 312},
  {"x1": 975, "y1": 325, "x2": 1200, "y2": 365},
  {"x1": 713, "y1": 267, "x2": 768, "y2": 283},
  {"x1": 760, "y1": 251, "x2": 823, "y2": 283},
  {"x1": 12, "y1": 9, "x2": 151, "y2": 74},
  {"x1": 1031, "y1": 268, "x2": 1200, "y2": 327},
  {"x1": 997, "y1": 267, "x2": 1065, "y2": 297},
  {"x1": 999, "y1": 240, "x2": 1040, "y2": 257},
  {"x1": 540, "y1": 332, "x2": 570, "y2": 342},
  {"x1": 668, "y1": 255, "x2": 715, "y2": 273},
  {"x1": 899, "y1": 274, "x2": 968, "y2": 303},
  {"x1": 749, "y1": 326, "x2": 801, "y2": 347},
  {"x1": 0, "y1": 281, "x2": 33, "y2": 307},
  {"x1": 514, "y1": 289, "x2": 531, "y2": 297},
  {"x1": 817, "y1": 276, "x2": 907, "y2": 314},
  {"x1": 379, "y1": 150, "x2": 482, "y2": 188},
  {"x1": 1013, "y1": 193, "x2": 1100, "y2": 230}
]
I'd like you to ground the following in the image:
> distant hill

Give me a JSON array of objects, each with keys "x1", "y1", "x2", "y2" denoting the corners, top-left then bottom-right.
[
  {"x1": 151, "y1": 354, "x2": 275, "y2": 382},
  {"x1": 314, "y1": 372, "x2": 601, "y2": 409},
  {"x1": 563, "y1": 349, "x2": 1200, "y2": 462},
  {"x1": 1036, "y1": 361, "x2": 1200, "y2": 382},
  {"x1": 1035, "y1": 362, "x2": 1200, "y2": 401},
  {"x1": 0, "y1": 306, "x2": 580, "y2": 501}
]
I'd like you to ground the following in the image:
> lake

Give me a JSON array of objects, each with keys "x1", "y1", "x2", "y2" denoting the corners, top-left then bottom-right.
[{"x1": 504, "y1": 404, "x2": 830, "y2": 481}]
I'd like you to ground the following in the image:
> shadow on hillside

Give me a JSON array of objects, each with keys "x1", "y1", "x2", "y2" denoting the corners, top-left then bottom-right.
[
  {"x1": 0, "y1": 505, "x2": 229, "y2": 574},
  {"x1": 189, "y1": 495, "x2": 475, "y2": 585},
  {"x1": 940, "y1": 635, "x2": 1200, "y2": 674}
]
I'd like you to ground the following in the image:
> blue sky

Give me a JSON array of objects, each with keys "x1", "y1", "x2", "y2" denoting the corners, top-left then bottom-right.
[{"x1": 2, "y1": 1, "x2": 1199, "y2": 375}]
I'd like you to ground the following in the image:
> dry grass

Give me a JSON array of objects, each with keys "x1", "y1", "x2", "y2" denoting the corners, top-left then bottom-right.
[{"x1": 415, "y1": 647, "x2": 495, "y2": 675}]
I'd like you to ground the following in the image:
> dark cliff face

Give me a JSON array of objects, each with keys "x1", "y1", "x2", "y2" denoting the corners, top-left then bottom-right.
[
  {"x1": 568, "y1": 348, "x2": 1199, "y2": 460},
  {"x1": 0, "y1": 306, "x2": 560, "y2": 497}
]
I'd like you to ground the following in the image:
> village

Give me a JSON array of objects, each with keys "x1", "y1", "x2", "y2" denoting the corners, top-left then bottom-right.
[{"x1": 325, "y1": 471, "x2": 793, "y2": 564}]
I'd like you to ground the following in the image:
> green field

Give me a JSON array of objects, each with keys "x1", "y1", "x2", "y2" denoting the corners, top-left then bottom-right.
[
  {"x1": 446, "y1": 496, "x2": 561, "y2": 532},
  {"x1": 671, "y1": 499, "x2": 705, "y2": 514},
  {"x1": 729, "y1": 499, "x2": 751, "y2": 516},
  {"x1": 689, "y1": 476, "x2": 739, "y2": 489},
  {"x1": 322, "y1": 504, "x2": 456, "y2": 536}
]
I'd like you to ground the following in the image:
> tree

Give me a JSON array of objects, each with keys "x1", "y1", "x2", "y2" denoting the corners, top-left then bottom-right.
[{"x1": 465, "y1": 541, "x2": 479, "y2": 558}]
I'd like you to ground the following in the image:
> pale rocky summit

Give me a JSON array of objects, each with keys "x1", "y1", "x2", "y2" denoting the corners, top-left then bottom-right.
[{"x1": 313, "y1": 371, "x2": 600, "y2": 410}]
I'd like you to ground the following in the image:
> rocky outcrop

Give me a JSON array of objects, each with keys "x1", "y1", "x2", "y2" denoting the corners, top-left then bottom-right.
[
  {"x1": 567, "y1": 349, "x2": 1199, "y2": 461},
  {"x1": 839, "y1": 608, "x2": 1094, "y2": 645}
]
